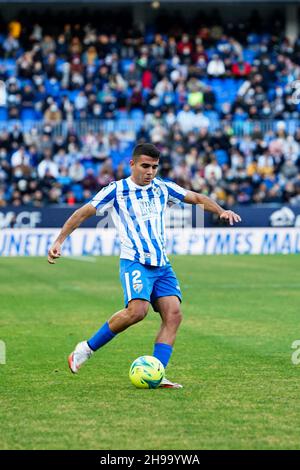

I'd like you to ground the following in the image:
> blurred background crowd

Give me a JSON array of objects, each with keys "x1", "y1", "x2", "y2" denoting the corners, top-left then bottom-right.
[{"x1": 0, "y1": 7, "x2": 299, "y2": 207}]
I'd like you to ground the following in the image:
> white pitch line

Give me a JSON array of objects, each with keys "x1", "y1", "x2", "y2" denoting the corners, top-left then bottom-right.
[
  {"x1": 183, "y1": 283, "x2": 300, "y2": 289},
  {"x1": 220, "y1": 283, "x2": 300, "y2": 288}
]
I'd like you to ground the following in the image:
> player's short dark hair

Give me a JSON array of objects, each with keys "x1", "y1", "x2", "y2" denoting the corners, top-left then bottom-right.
[{"x1": 133, "y1": 143, "x2": 160, "y2": 161}]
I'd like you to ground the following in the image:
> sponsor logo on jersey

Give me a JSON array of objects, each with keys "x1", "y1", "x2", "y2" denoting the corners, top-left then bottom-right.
[{"x1": 138, "y1": 199, "x2": 158, "y2": 219}]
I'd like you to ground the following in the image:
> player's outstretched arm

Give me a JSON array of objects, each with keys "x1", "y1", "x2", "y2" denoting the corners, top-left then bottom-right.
[
  {"x1": 47, "y1": 203, "x2": 96, "y2": 264},
  {"x1": 184, "y1": 190, "x2": 242, "y2": 226}
]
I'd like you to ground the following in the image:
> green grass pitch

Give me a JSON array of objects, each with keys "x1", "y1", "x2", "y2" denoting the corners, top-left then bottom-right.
[{"x1": 0, "y1": 255, "x2": 300, "y2": 450}]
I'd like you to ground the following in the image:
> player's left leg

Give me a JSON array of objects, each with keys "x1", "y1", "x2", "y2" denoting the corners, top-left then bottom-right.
[
  {"x1": 150, "y1": 262, "x2": 184, "y2": 388},
  {"x1": 153, "y1": 296, "x2": 183, "y2": 389},
  {"x1": 154, "y1": 295, "x2": 182, "y2": 346}
]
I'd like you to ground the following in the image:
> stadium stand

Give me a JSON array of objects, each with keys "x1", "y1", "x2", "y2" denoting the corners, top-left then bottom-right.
[{"x1": 0, "y1": 10, "x2": 300, "y2": 207}]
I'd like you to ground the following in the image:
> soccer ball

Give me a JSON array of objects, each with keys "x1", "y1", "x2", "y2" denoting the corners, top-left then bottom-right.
[{"x1": 129, "y1": 355, "x2": 165, "y2": 389}]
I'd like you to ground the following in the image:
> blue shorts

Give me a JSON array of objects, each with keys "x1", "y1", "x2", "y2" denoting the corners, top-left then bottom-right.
[{"x1": 119, "y1": 259, "x2": 182, "y2": 312}]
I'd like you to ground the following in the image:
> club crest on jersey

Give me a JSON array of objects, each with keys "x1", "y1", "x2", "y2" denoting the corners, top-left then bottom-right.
[
  {"x1": 133, "y1": 282, "x2": 143, "y2": 293},
  {"x1": 153, "y1": 186, "x2": 161, "y2": 197}
]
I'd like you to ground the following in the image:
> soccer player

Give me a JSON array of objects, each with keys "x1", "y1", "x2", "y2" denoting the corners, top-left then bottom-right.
[{"x1": 48, "y1": 143, "x2": 241, "y2": 388}]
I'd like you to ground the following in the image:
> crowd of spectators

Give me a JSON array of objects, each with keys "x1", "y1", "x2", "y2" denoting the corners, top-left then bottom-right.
[
  {"x1": 0, "y1": 10, "x2": 300, "y2": 207},
  {"x1": 1, "y1": 121, "x2": 300, "y2": 208}
]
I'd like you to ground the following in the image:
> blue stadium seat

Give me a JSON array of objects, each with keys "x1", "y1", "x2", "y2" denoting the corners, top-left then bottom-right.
[
  {"x1": 66, "y1": 90, "x2": 80, "y2": 103},
  {"x1": 21, "y1": 108, "x2": 37, "y2": 121},
  {"x1": 71, "y1": 183, "x2": 83, "y2": 201},
  {"x1": 115, "y1": 109, "x2": 129, "y2": 119},
  {"x1": 0, "y1": 107, "x2": 8, "y2": 121},
  {"x1": 20, "y1": 79, "x2": 33, "y2": 88},
  {"x1": 243, "y1": 49, "x2": 257, "y2": 64},
  {"x1": 120, "y1": 59, "x2": 134, "y2": 74},
  {"x1": 130, "y1": 109, "x2": 144, "y2": 120},
  {"x1": 44, "y1": 79, "x2": 61, "y2": 98},
  {"x1": 215, "y1": 149, "x2": 229, "y2": 166},
  {"x1": 82, "y1": 161, "x2": 95, "y2": 171},
  {"x1": 247, "y1": 34, "x2": 260, "y2": 45},
  {"x1": 144, "y1": 33, "x2": 155, "y2": 44},
  {"x1": 56, "y1": 58, "x2": 66, "y2": 73},
  {"x1": 201, "y1": 77, "x2": 210, "y2": 86},
  {"x1": 116, "y1": 119, "x2": 130, "y2": 132},
  {"x1": 204, "y1": 110, "x2": 219, "y2": 122},
  {"x1": 3, "y1": 58, "x2": 17, "y2": 77},
  {"x1": 130, "y1": 109, "x2": 144, "y2": 132},
  {"x1": 210, "y1": 78, "x2": 223, "y2": 88},
  {"x1": 206, "y1": 49, "x2": 218, "y2": 60}
]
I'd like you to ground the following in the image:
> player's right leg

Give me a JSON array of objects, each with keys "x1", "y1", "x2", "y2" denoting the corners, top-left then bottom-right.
[
  {"x1": 68, "y1": 340, "x2": 94, "y2": 374},
  {"x1": 68, "y1": 259, "x2": 154, "y2": 374},
  {"x1": 68, "y1": 300, "x2": 149, "y2": 374}
]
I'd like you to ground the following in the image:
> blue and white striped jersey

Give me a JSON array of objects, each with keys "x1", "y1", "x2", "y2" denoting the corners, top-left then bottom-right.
[{"x1": 90, "y1": 177, "x2": 187, "y2": 266}]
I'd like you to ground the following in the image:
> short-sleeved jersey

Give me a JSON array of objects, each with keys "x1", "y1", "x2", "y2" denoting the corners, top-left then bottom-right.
[{"x1": 90, "y1": 176, "x2": 187, "y2": 266}]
